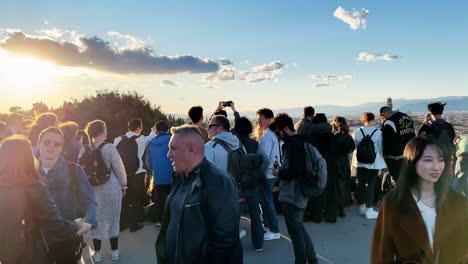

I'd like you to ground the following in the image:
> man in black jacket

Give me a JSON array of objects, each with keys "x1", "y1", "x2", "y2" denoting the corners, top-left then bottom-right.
[
  {"x1": 271, "y1": 113, "x2": 318, "y2": 264},
  {"x1": 380, "y1": 106, "x2": 415, "y2": 181},
  {"x1": 155, "y1": 125, "x2": 242, "y2": 264}
]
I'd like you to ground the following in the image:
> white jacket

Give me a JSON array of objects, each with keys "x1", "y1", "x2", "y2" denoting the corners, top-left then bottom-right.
[
  {"x1": 352, "y1": 126, "x2": 387, "y2": 170},
  {"x1": 205, "y1": 131, "x2": 240, "y2": 172},
  {"x1": 258, "y1": 128, "x2": 282, "y2": 179}
]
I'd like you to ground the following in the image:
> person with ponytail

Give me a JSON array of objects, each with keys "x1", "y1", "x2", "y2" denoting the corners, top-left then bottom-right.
[{"x1": 82, "y1": 120, "x2": 127, "y2": 262}]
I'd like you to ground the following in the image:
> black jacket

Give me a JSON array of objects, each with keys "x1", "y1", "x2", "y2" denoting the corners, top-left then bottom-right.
[
  {"x1": 334, "y1": 132, "x2": 355, "y2": 179},
  {"x1": 382, "y1": 112, "x2": 415, "y2": 157},
  {"x1": 0, "y1": 181, "x2": 78, "y2": 264},
  {"x1": 155, "y1": 159, "x2": 243, "y2": 264}
]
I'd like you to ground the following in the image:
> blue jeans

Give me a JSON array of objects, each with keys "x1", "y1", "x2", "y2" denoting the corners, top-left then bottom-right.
[
  {"x1": 259, "y1": 178, "x2": 279, "y2": 233},
  {"x1": 281, "y1": 203, "x2": 318, "y2": 264},
  {"x1": 245, "y1": 189, "x2": 264, "y2": 250}
]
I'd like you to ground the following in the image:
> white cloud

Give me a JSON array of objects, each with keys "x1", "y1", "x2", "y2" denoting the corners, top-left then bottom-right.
[
  {"x1": 37, "y1": 28, "x2": 64, "y2": 39},
  {"x1": 315, "y1": 82, "x2": 330, "y2": 88},
  {"x1": 106, "y1": 31, "x2": 148, "y2": 51},
  {"x1": 311, "y1": 74, "x2": 352, "y2": 88},
  {"x1": 204, "y1": 61, "x2": 285, "y2": 84},
  {"x1": 333, "y1": 6, "x2": 369, "y2": 30},
  {"x1": 357, "y1": 52, "x2": 399, "y2": 62},
  {"x1": 44, "y1": 21, "x2": 49, "y2": 25},
  {"x1": 161, "y1": 80, "x2": 177, "y2": 87},
  {"x1": 204, "y1": 66, "x2": 236, "y2": 81}
]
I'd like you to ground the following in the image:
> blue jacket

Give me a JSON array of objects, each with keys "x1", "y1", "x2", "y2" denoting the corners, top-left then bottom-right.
[
  {"x1": 146, "y1": 132, "x2": 173, "y2": 185},
  {"x1": 40, "y1": 155, "x2": 97, "y2": 243}
]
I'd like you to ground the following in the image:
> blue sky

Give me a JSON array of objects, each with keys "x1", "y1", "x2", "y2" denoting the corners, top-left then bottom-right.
[{"x1": 1, "y1": 0, "x2": 467, "y2": 114}]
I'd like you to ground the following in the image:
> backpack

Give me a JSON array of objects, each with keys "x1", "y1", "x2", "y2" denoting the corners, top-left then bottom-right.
[
  {"x1": 116, "y1": 135, "x2": 140, "y2": 176},
  {"x1": 300, "y1": 142, "x2": 327, "y2": 198},
  {"x1": 213, "y1": 138, "x2": 264, "y2": 193},
  {"x1": 356, "y1": 128, "x2": 378, "y2": 164},
  {"x1": 78, "y1": 143, "x2": 111, "y2": 186}
]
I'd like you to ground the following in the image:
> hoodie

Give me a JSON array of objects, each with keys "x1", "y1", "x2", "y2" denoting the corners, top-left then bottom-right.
[
  {"x1": 146, "y1": 132, "x2": 173, "y2": 185},
  {"x1": 205, "y1": 131, "x2": 240, "y2": 172}
]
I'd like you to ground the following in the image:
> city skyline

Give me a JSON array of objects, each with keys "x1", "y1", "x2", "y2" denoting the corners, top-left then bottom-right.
[{"x1": 1, "y1": 1, "x2": 467, "y2": 114}]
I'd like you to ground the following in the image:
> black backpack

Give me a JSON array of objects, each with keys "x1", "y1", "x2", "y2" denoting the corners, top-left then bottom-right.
[
  {"x1": 356, "y1": 128, "x2": 378, "y2": 164},
  {"x1": 78, "y1": 143, "x2": 111, "y2": 186},
  {"x1": 213, "y1": 138, "x2": 264, "y2": 193},
  {"x1": 116, "y1": 135, "x2": 140, "y2": 176}
]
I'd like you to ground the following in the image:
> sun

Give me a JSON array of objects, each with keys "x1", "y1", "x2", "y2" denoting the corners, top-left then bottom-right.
[{"x1": 0, "y1": 50, "x2": 62, "y2": 95}]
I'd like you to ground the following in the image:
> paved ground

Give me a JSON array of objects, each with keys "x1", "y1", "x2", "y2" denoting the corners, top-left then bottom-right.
[{"x1": 81, "y1": 206, "x2": 376, "y2": 264}]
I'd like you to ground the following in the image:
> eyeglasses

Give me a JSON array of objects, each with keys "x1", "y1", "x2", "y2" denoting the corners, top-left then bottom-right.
[
  {"x1": 208, "y1": 124, "x2": 221, "y2": 129},
  {"x1": 43, "y1": 139, "x2": 63, "y2": 148}
]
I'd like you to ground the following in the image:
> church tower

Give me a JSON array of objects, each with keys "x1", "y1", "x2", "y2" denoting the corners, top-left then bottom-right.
[{"x1": 386, "y1": 97, "x2": 393, "y2": 110}]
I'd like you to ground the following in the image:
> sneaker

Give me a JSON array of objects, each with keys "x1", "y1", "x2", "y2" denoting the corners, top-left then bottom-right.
[
  {"x1": 359, "y1": 204, "x2": 366, "y2": 215},
  {"x1": 92, "y1": 251, "x2": 102, "y2": 263},
  {"x1": 365, "y1": 208, "x2": 379, "y2": 219},
  {"x1": 111, "y1": 250, "x2": 120, "y2": 261},
  {"x1": 255, "y1": 248, "x2": 263, "y2": 252},
  {"x1": 239, "y1": 230, "x2": 247, "y2": 239},
  {"x1": 155, "y1": 222, "x2": 162, "y2": 230},
  {"x1": 129, "y1": 223, "x2": 144, "y2": 232},
  {"x1": 264, "y1": 231, "x2": 280, "y2": 240}
]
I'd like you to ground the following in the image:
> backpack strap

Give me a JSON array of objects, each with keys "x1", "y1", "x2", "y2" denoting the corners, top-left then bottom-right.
[
  {"x1": 359, "y1": 128, "x2": 366, "y2": 138},
  {"x1": 212, "y1": 138, "x2": 232, "y2": 151},
  {"x1": 96, "y1": 142, "x2": 108, "y2": 151},
  {"x1": 369, "y1": 129, "x2": 378, "y2": 138}
]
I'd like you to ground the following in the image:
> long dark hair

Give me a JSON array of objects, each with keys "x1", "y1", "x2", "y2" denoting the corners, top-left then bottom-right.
[
  {"x1": 0, "y1": 135, "x2": 40, "y2": 185},
  {"x1": 392, "y1": 136, "x2": 450, "y2": 212},
  {"x1": 332, "y1": 116, "x2": 349, "y2": 134}
]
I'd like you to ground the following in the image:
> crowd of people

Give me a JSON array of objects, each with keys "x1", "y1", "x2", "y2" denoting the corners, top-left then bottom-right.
[{"x1": 0, "y1": 101, "x2": 467, "y2": 264}]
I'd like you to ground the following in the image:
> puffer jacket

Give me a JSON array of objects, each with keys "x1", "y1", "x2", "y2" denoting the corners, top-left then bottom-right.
[
  {"x1": 155, "y1": 159, "x2": 243, "y2": 264},
  {"x1": 146, "y1": 132, "x2": 173, "y2": 185},
  {"x1": 0, "y1": 181, "x2": 78, "y2": 264}
]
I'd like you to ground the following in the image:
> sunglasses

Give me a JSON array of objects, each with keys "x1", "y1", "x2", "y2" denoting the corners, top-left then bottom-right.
[
  {"x1": 43, "y1": 139, "x2": 63, "y2": 148},
  {"x1": 208, "y1": 124, "x2": 221, "y2": 129}
]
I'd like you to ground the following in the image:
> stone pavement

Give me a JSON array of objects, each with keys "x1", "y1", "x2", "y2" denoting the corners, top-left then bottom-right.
[{"x1": 81, "y1": 206, "x2": 376, "y2": 264}]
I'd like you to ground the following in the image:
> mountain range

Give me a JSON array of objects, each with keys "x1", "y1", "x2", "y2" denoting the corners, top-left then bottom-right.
[{"x1": 172, "y1": 96, "x2": 468, "y2": 119}]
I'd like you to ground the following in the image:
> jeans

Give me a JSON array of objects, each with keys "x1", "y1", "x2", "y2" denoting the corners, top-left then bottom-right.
[
  {"x1": 281, "y1": 203, "x2": 318, "y2": 264},
  {"x1": 259, "y1": 178, "x2": 279, "y2": 233},
  {"x1": 245, "y1": 188, "x2": 264, "y2": 250},
  {"x1": 147, "y1": 184, "x2": 171, "y2": 222},
  {"x1": 356, "y1": 168, "x2": 379, "y2": 207}
]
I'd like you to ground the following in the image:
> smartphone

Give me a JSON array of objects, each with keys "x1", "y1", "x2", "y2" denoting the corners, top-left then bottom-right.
[{"x1": 222, "y1": 101, "x2": 232, "y2": 107}]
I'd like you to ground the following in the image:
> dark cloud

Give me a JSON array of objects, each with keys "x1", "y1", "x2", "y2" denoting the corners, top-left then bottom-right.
[{"x1": 0, "y1": 31, "x2": 219, "y2": 74}]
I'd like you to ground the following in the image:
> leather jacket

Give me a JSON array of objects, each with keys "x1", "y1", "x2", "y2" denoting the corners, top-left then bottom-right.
[
  {"x1": 155, "y1": 158, "x2": 243, "y2": 264},
  {"x1": 0, "y1": 181, "x2": 78, "y2": 264}
]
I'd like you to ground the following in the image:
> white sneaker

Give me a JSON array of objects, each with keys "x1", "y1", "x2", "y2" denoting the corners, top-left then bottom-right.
[
  {"x1": 264, "y1": 231, "x2": 280, "y2": 240},
  {"x1": 365, "y1": 208, "x2": 379, "y2": 219},
  {"x1": 359, "y1": 204, "x2": 366, "y2": 215},
  {"x1": 255, "y1": 248, "x2": 263, "y2": 252},
  {"x1": 111, "y1": 250, "x2": 120, "y2": 261},
  {"x1": 239, "y1": 230, "x2": 247, "y2": 239},
  {"x1": 92, "y1": 251, "x2": 102, "y2": 263}
]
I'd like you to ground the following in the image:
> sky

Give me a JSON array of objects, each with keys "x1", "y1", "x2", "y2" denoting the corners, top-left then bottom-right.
[{"x1": 0, "y1": 0, "x2": 467, "y2": 114}]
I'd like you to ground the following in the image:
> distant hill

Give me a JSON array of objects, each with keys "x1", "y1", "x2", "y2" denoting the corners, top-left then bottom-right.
[{"x1": 171, "y1": 96, "x2": 468, "y2": 119}]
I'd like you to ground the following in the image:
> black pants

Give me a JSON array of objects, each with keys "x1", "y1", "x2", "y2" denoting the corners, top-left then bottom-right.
[
  {"x1": 385, "y1": 158, "x2": 403, "y2": 181},
  {"x1": 121, "y1": 172, "x2": 146, "y2": 230},
  {"x1": 147, "y1": 184, "x2": 171, "y2": 222},
  {"x1": 305, "y1": 174, "x2": 338, "y2": 222},
  {"x1": 93, "y1": 237, "x2": 119, "y2": 251},
  {"x1": 281, "y1": 203, "x2": 318, "y2": 264},
  {"x1": 356, "y1": 168, "x2": 379, "y2": 207},
  {"x1": 48, "y1": 239, "x2": 79, "y2": 264}
]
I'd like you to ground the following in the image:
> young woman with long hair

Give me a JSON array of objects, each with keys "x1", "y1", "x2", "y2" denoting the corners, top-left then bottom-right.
[
  {"x1": 371, "y1": 136, "x2": 467, "y2": 263},
  {"x1": 0, "y1": 135, "x2": 91, "y2": 264}
]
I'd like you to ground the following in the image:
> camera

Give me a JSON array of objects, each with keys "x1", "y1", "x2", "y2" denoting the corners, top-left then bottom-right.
[{"x1": 222, "y1": 101, "x2": 232, "y2": 107}]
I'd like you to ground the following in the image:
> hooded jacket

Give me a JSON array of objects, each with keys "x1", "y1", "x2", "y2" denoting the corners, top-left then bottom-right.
[
  {"x1": 205, "y1": 131, "x2": 240, "y2": 172},
  {"x1": 146, "y1": 132, "x2": 173, "y2": 185}
]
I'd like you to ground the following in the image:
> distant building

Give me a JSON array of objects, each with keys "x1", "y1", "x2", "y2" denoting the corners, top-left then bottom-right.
[{"x1": 386, "y1": 97, "x2": 393, "y2": 110}]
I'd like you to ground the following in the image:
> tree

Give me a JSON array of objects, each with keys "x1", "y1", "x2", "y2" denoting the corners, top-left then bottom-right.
[{"x1": 9, "y1": 106, "x2": 23, "y2": 113}]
